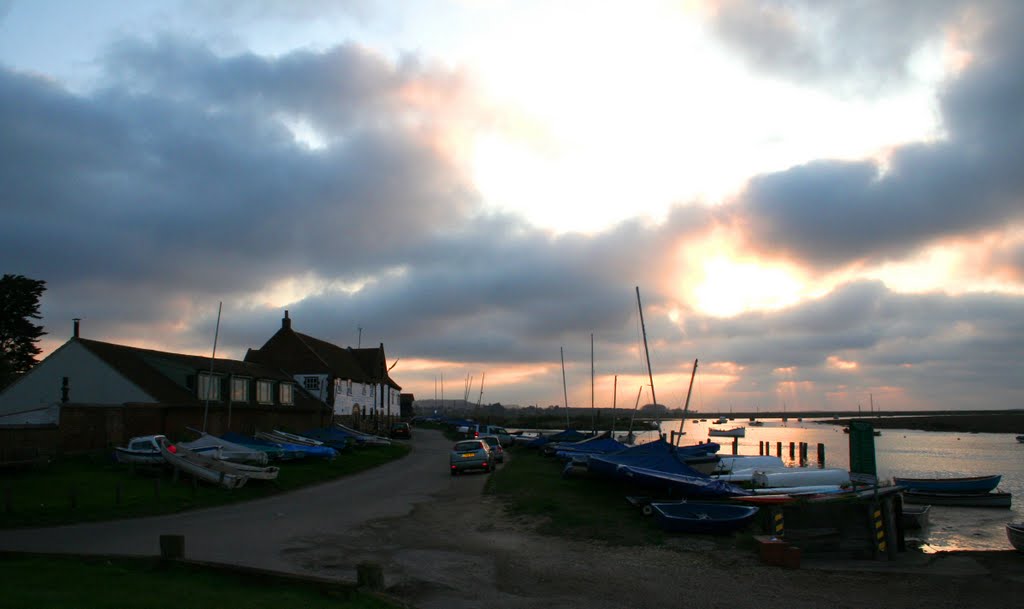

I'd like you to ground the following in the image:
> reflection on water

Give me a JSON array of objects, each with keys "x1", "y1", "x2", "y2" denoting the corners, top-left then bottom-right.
[{"x1": 636, "y1": 418, "x2": 1023, "y2": 552}]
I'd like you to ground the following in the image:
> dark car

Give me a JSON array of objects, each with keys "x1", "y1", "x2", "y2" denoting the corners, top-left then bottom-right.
[{"x1": 389, "y1": 422, "x2": 412, "y2": 439}]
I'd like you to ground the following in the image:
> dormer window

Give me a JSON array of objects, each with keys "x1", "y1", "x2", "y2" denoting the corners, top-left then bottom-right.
[
  {"x1": 279, "y1": 383, "x2": 294, "y2": 405},
  {"x1": 198, "y1": 373, "x2": 221, "y2": 401},
  {"x1": 303, "y1": 376, "x2": 321, "y2": 391},
  {"x1": 257, "y1": 380, "x2": 273, "y2": 404},
  {"x1": 231, "y1": 377, "x2": 250, "y2": 402}
]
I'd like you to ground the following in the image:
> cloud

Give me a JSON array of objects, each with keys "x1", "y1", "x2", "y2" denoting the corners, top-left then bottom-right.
[
  {"x1": 730, "y1": 0, "x2": 1024, "y2": 270},
  {"x1": 706, "y1": 0, "x2": 965, "y2": 93}
]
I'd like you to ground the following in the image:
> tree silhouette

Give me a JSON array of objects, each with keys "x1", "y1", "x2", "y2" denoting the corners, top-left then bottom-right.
[{"x1": 0, "y1": 274, "x2": 47, "y2": 390}]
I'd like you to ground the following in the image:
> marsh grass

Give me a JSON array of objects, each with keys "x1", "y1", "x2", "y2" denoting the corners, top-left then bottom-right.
[
  {"x1": 0, "y1": 443, "x2": 410, "y2": 529},
  {"x1": 0, "y1": 554, "x2": 400, "y2": 609},
  {"x1": 485, "y1": 447, "x2": 665, "y2": 545}
]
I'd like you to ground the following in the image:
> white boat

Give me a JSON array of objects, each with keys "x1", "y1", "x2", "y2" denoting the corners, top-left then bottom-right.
[
  {"x1": 708, "y1": 427, "x2": 746, "y2": 438},
  {"x1": 334, "y1": 423, "x2": 392, "y2": 446},
  {"x1": 750, "y1": 467, "x2": 851, "y2": 488},
  {"x1": 179, "y1": 429, "x2": 269, "y2": 465},
  {"x1": 713, "y1": 455, "x2": 784, "y2": 474},
  {"x1": 1007, "y1": 522, "x2": 1024, "y2": 552},
  {"x1": 115, "y1": 434, "x2": 216, "y2": 466},
  {"x1": 256, "y1": 429, "x2": 324, "y2": 447},
  {"x1": 157, "y1": 437, "x2": 249, "y2": 489}
]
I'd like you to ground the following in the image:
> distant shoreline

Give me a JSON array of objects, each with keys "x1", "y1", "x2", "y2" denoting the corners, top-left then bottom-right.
[{"x1": 829, "y1": 413, "x2": 1024, "y2": 434}]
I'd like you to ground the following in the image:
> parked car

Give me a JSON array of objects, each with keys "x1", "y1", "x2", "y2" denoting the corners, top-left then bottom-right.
[
  {"x1": 449, "y1": 439, "x2": 494, "y2": 475},
  {"x1": 479, "y1": 435, "x2": 504, "y2": 463},
  {"x1": 389, "y1": 422, "x2": 412, "y2": 439}
]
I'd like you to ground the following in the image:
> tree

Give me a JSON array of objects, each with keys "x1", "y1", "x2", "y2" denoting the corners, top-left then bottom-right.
[{"x1": 0, "y1": 274, "x2": 47, "y2": 389}]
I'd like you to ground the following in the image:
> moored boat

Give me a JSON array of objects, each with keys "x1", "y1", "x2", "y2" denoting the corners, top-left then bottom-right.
[
  {"x1": 179, "y1": 429, "x2": 270, "y2": 465},
  {"x1": 708, "y1": 427, "x2": 745, "y2": 438},
  {"x1": 894, "y1": 474, "x2": 1001, "y2": 494},
  {"x1": 902, "y1": 490, "x2": 1011, "y2": 508},
  {"x1": 1006, "y1": 522, "x2": 1024, "y2": 551},
  {"x1": 901, "y1": 504, "x2": 931, "y2": 529},
  {"x1": 750, "y1": 467, "x2": 851, "y2": 489},
  {"x1": 157, "y1": 438, "x2": 248, "y2": 489},
  {"x1": 114, "y1": 434, "x2": 217, "y2": 466},
  {"x1": 650, "y1": 502, "x2": 759, "y2": 534}
]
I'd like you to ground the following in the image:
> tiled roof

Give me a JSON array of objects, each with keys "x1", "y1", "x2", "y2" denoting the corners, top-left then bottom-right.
[
  {"x1": 247, "y1": 325, "x2": 401, "y2": 389},
  {"x1": 77, "y1": 338, "x2": 310, "y2": 406}
]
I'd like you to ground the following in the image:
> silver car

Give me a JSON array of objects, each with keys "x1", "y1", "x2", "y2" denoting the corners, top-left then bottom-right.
[
  {"x1": 479, "y1": 435, "x2": 505, "y2": 463},
  {"x1": 450, "y1": 439, "x2": 494, "y2": 475}
]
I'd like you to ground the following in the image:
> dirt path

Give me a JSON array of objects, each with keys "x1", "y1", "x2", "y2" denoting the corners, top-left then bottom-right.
[{"x1": 288, "y1": 436, "x2": 1024, "y2": 609}]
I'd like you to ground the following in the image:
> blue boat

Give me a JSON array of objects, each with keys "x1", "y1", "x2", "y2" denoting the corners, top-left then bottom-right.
[
  {"x1": 551, "y1": 432, "x2": 627, "y2": 460},
  {"x1": 893, "y1": 474, "x2": 1001, "y2": 494},
  {"x1": 526, "y1": 428, "x2": 591, "y2": 448},
  {"x1": 650, "y1": 502, "x2": 760, "y2": 534},
  {"x1": 617, "y1": 465, "x2": 751, "y2": 499},
  {"x1": 587, "y1": 438, "x2": 720, "y2": 480}
]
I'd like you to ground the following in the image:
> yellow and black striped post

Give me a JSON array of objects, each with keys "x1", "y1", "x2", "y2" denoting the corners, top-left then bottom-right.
[
  {"x1": 772, "y1": 508, "x2": 785, "y2": 538},
  {"x1": 872, "y1": 503, "x2": 887, "y2": 556}
]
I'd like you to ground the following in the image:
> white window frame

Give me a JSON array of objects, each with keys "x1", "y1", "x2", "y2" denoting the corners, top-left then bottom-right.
[
  {"x1": 279, "y1": 383, "x2": 294, "y2": 405},
  {"x1": 303, "y1": 376, "x2": 321, "y2": 391},
  {"x1": 256, "y1": 380, "x2": 273, "y2": 404},
  {"x1": 198, "y1": 373, "x2": 220, "y2": 401},
  {"x1": 231, "y1": 377, "x2": 250, "y2": 402}
]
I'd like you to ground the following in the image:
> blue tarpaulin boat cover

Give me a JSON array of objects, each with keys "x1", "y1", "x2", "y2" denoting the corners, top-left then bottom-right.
[
  {"x1": 526, "y1": 428, "x2": 590, "y2": 448},
  {"x1": 587, "y1": 439, "x2": 720, "y2": 479}
]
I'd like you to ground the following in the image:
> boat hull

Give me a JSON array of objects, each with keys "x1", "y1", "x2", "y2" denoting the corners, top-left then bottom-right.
[
  {"x1": 158, "y1": 439, "x2": 248, "y2": 489},
  {"x1": 708, "y1": 427, "x2": 745, "y2": 438},
  {"x1": 651, "y1": 502, "x2": 759, "y2": 534},
  {"x1": 1007, "y1": 523, "x2": 1024, "y2": 552},
  {"x1": 902, "y1": 490, "x2": 1011, "y2": 508},
  {"x1": 893, "y1": 475, "x2": 1001, "y2": 494}
]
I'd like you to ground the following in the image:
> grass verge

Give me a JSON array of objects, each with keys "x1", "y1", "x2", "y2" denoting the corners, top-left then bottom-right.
[
  {"x1": 484, "y1": 447, "x2": 666, "y2": 546},
  {"x1": 0, "y1": 554, "x2": 402, "y2": 609},
  {"x1": 0, "y1": 443, "x2": 410, "y2": 529}
]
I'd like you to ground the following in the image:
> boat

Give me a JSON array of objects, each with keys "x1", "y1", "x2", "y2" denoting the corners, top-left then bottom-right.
[
  {"x1": 893, "y1": 474, "x2": 1001, "y2": 494},
  {"x1": 712, "y1": 455, "x2": 784, "y2": 474},
  {"x1": 1007, "y1": 522, "x2": 1024, "y2": 552},
  {"x1": 708, "y1": 427, "x2": 745, "y2": 438},
  {"x1": 901, "y1": 504, "x2": 931, "y2": 529},
  {"x1": 253, "y1": 431, "x2": 339, "y2": 459},
  {"x1": 749, "y1": 420, "x2": 764, "y2": 427},
  {"x1": 332, "y1": 423, "x2": 392, "y2": 446},
  {"x1": 713, "y1": 417, "x2": 728, "y2": 424},
  {"x1": 1016, "y1": 435, "x2": 1024, "y2": 444},
  {"x1": 552, "y1": 432, "x2": 627, "y2": 460},
  {"x1": 114, "y1": 434, "x2": 217, "y2": 466},
  {"x1": 587, "y1": 438, "x2": 722, "y2": 480},
  {"x1": 164, "y1": 440, "x2": 279, "y2": 481},
  {"x1": 179, "y1": 429, "x2": 270, "y2": 465},
  {"x1": 902, "y1": 490, "x2": 1012, "y2": 508},
  {"x1": 157, "y1": 437, "x2": 248, "y2": 489},
  {"x1": 617, "y1": 464, "x2": 752, "y2": 499},
  {"x1": 650, "y1": 502, "x2": 759, "y2": 534},
  {"x1": 219, "y1": 432, "x2": 291, "y2": 461},
  {"x1": 750, "y1": 468, "x2": 851, "y2": 488}
]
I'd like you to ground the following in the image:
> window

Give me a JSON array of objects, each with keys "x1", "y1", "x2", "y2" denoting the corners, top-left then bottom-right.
[
  {"x1": 361, "y1": 384, "x2": 367, "y2": 396},
  {"x1": 198, "y1": 373, "x2": 220, "y2": 401},
  {"x1": 279, "y1": 383, "x2": 294, "y2": 405},
  {"x1": 231, "y1": 377, "x2": 250, "y2": 402},
  {"x1": 346, "y1": 380, "x2": 353, "y2": 396},
  {"x1": 303, "y1": 376, "x2": 321, "y2": 391},
  {"x1": 257, "y1": 380, "x2": 273, "y2": 404}
]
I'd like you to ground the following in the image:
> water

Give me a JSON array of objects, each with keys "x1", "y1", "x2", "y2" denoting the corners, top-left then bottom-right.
[{"x1": 627, "y1": 417, "x2": 1023, "y2": 552}]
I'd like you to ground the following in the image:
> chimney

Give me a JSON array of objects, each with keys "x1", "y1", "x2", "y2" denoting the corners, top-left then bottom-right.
[
  {"x1": 73, "y1": 318, "x2": 81, "y2": 338},
  {"x1": 282, "y1": 310, "x2": 291, "y2": 330}
]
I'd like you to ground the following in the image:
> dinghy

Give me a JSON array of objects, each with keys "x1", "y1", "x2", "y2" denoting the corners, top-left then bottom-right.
[
  {"x1": 650, "y1": 502, "x2": 759, "y2": 534},
  {"x1": 157, "y1": 438, "x2": 248, "y2": 489},
  {"x1": 893, "y1": 474, "x2": 1001, "y2": 494}
]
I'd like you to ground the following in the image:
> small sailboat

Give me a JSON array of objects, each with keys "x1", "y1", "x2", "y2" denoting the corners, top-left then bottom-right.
[{"x1": 650, "y1": 502, "x2": 759, "y2": 534}]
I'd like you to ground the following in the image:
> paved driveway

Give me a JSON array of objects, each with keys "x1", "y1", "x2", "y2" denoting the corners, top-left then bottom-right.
[{"x1": 0, "y1": 428, "x2": 482, "y2": 575}]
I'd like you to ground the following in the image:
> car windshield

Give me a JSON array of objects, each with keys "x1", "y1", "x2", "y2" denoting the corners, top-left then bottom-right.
[
  {"x1": 454, "y1": 441, "x2": 482, "y2": 451},
  {"x1": 482, "y1": 437, "x2": 499, "y2": 447}
]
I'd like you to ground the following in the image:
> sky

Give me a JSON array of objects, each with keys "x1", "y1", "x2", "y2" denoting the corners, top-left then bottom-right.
[{"x1": 2, "y1": 0, "x2": 1023, "y2": 413}]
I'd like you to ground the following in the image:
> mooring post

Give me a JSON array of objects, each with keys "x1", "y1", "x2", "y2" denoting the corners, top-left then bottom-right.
[
  {"x1": 776, "y1": 441, "x2": 782, "y2": 457},
  {"x1": 759, "y1": 441, "x2": 764, "y2": 455},
  {"x1": 817, "y1": 443, "x2": 825, "y2": 465},
  {"x1": 732, "y1": 437, "x2": 739, "y2": 454}
]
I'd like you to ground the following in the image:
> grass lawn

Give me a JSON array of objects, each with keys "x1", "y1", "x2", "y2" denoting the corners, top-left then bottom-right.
[
  {"x1": 485, "y1": 446, "x2": 667, "y2": 545},
  {"x1": 0, "y1": 443, "x2": 410, "y2": 529},
  {"x1": 0, "y1": 554, "x2": 401, "y2": 609}
]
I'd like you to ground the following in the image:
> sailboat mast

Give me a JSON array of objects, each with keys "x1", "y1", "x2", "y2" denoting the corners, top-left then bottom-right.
[
  {"x1": 590, "y1": 333, "x2": 595, "y2": 434},
  {"x1": 635, "y1": 286, "x2": 658, "y2": 414},
  {"x1": 561, "y1": 346, "x2": 570, "y2": 428},
  {"x1": 202, "y1": 301, "x2": 222, "y2": 433},
  {"x1": 611, "y1": 374, "x2": 618, "y2": 436},
  {"x1": 677, "y1": 358, "x2": 698, "y2": 443}
]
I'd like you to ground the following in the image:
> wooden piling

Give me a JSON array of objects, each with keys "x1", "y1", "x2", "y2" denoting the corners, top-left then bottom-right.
[
  {"x1": 817, "y1": 443, "x2": 825, "y2": 465},
  {"x1": 776, "y1": 441, "x2": 782, "y2": 457},
  {"x1": 732, "y1": 437, "x2": 739, "y2": 454},
  {"x1": 789, "y1": 442, "x2": 795, "y2": 459}
]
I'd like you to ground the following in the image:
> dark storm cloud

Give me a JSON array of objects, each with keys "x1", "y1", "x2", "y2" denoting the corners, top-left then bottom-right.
[
  {"x1": 709, "y1": 0, "x2": 965, "y2": 93},
  {"x1": 730, "y1": 0, "x2": 1024, "y2": 269}
]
